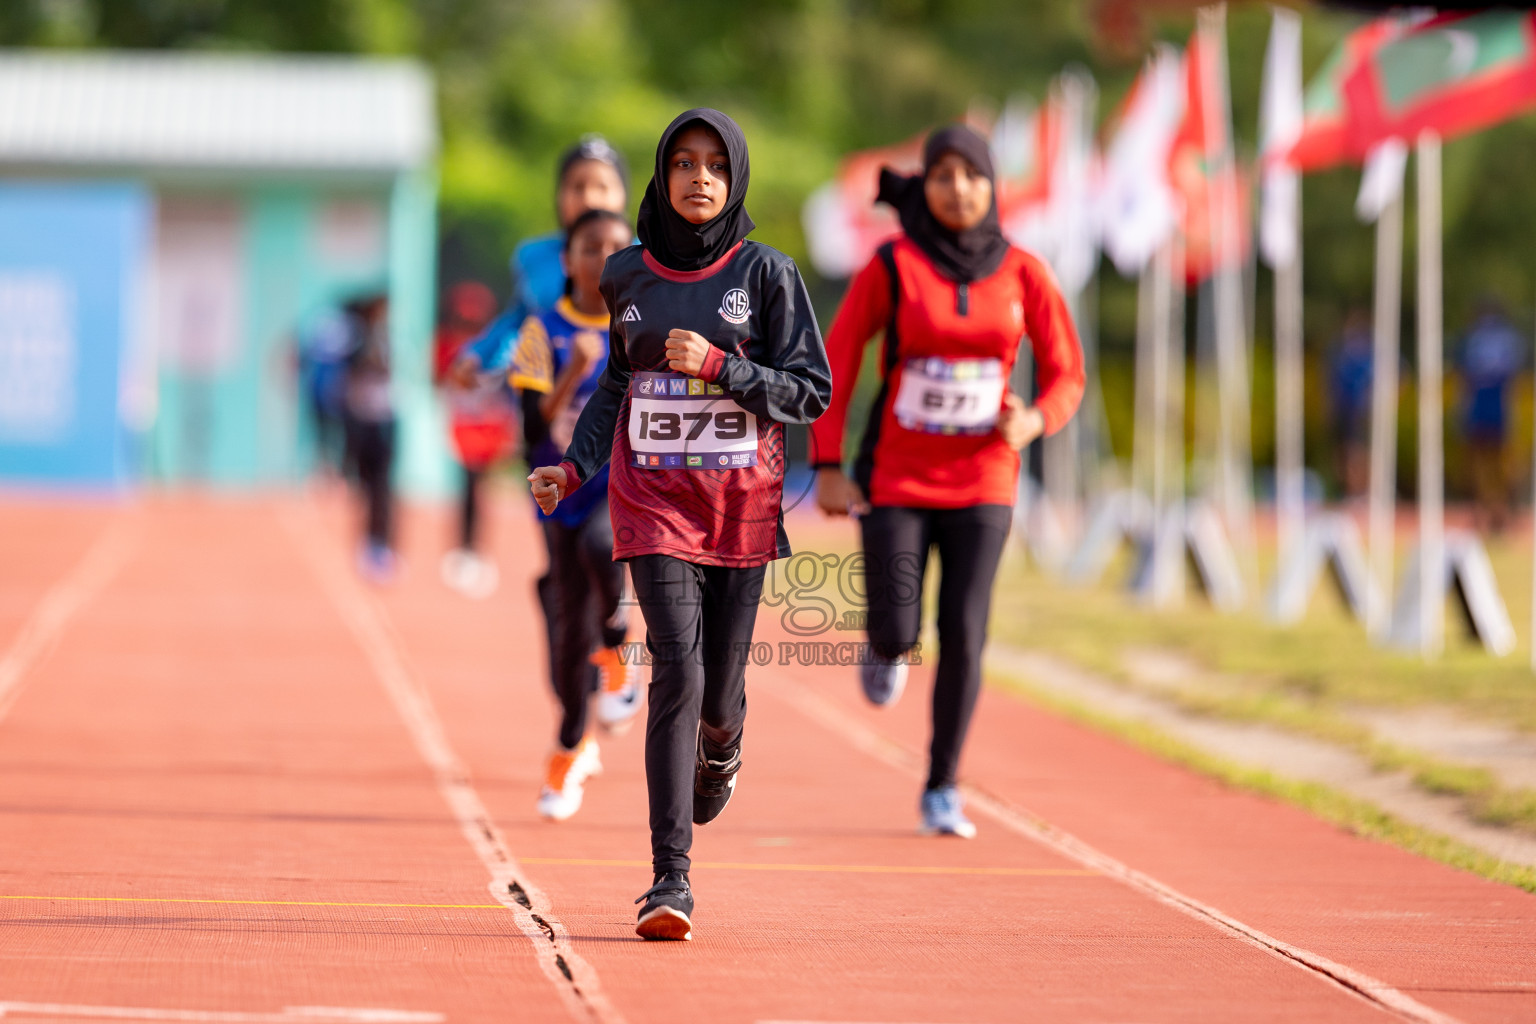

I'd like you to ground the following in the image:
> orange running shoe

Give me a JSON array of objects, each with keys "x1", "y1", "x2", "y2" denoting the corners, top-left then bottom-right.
[
  {"x1": 590, "y1": 646, "x2": 642, "y2": 734},
  {"x1": 536, "y1": 736, "x2": 601, "y2": 821}
]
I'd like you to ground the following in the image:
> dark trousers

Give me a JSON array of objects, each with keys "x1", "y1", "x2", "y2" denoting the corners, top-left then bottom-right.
[
  {"x1": 860, "y1": 504, "x2": 1012, "y2": 791},
  {"x1": 537, "y1": 501, "x2": 627, "y2": 751},
  {"x1": 628, "y1": 554, "x2": 766, "y2": 874},
  {"x1": 345, "y1": 416, "x2": 395, "y2": 549},
  {"x1": 459, "y1": 465, "x2": 485, "y2": 551}
]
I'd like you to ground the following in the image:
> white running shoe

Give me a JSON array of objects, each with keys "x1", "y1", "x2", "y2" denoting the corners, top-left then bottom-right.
[
  {"x1": 536, "y1": 737, "x2": 602, "y2": 821},
  {"x1": 591, "y1": 646, "x2": 643, "y2": 734},
  {"x1": 441, "y1": 549, "x2": 499, "y2": 599}
]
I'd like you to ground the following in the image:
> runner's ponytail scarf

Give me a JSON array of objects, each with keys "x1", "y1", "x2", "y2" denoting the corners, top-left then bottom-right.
[
  {"x1": 638, "y1": 108, "x2": 756, "y2": 272},
  {"x1": 877, "y1": 124, "x2": 1010, "y2": 284}
]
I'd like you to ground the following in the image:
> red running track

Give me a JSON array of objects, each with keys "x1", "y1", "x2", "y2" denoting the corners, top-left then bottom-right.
[{"x1": 0, "y1": 492, "x2": 1530, "y2": 1024}]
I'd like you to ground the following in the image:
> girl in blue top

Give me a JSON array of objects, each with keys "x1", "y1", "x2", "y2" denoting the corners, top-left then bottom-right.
[{"x1": 508, "y1": 208, "x2": 641, "y2": 821}]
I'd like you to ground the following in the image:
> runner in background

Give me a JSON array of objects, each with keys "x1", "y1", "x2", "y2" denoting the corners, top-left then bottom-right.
[
  {"x1": 432, "y1": 281, "x2": 510, "y2": 598},
  {"x1": 811, "y1": 124, "x2": 1084, "y2": 839},
  {"x1": 447, "y1": 135, "x2": 631, "y2": 623},
  {"x1": 528, "y1": 109, "x2": 831, "y2": 941},
  {"x1": 341, "y1": 292, "x2": 399, "y2": 584},
  {"x1": 450, "y1": 136, "x2": 630, "y2": 383},
  {"x1": 508, "y1": 209, "x2": 643, "y2": 821}
]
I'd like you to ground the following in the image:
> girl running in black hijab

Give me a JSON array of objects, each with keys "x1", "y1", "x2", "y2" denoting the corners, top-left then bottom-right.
[
  {"x1": 813, "y1": 124, "x2": 1084, "y2": 838},
  {"x1": 529, "y1": 108, "x2": 831, "y2": 941}
]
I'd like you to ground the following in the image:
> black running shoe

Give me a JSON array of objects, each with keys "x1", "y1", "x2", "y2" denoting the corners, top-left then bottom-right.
[
  {"x1": 634, "y1": 870, "x2": 693, "y2": 941},
  {"x1": 692, "y1": 734, "x2": 741, "y2": 826}
]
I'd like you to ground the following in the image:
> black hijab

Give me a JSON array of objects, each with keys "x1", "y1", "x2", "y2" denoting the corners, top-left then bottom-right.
[
  {"x1": 876, "y1": 124, "x2": 1010, "y2": 284},
  {"x1": 637, "y1": 108, "x2": 755, "y2": 272}
]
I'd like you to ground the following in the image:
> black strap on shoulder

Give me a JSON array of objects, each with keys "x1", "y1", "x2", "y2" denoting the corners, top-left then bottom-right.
[
  {"x1": 876, "y1": 240, "x2": 900, "y2": 375},
  {"x1": 848, "y1": 240, "x2": 902, "y2": 491}
]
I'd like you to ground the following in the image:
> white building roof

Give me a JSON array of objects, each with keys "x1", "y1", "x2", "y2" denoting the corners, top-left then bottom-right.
[{"x1": 0, "y1": 51, "x2": 435, "y2": 173}]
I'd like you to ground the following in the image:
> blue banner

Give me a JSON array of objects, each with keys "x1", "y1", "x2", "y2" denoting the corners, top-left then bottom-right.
[{"x1": 0, "y1": 182, "x2": 150, "y2": 487}]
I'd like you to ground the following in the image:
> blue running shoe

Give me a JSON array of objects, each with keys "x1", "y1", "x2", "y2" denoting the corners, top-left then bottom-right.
[
  {"x1": 920, "y1": 785, "x2": 977, "y2": 838},
  {"x1": 859, "y1": 655, "x2": 908, "y2": 707}
]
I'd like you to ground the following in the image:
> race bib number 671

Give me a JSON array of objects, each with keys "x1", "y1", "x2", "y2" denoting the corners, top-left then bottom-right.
[
  {"x1": 629, "y1": 371, "x2": 759, "y2": 469},
  {"x1": 892, "y1": 356, "x2": 1006, "y2": 435}
]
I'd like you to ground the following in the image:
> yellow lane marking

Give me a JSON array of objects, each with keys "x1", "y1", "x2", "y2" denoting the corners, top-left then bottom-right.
[
  {"x1": 0, "y1": 895, "x2": 504, "y2": 910},
  {"x1": 520, "y1": 857, "x2": 1099, "y2": 877}
]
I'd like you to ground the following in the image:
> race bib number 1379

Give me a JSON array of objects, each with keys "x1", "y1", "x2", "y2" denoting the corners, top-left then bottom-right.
[{"x1": 629, "y1": 371, "x2": 759, "y2": 469}]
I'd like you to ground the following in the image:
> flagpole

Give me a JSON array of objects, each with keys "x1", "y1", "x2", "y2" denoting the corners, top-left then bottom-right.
[
  {"x1": 1366, "y1": 178, "x2": 1404, "y2": 641},
  {"x1": 1169, "y1": 235, "x2": 1188, "y2": 603},
  {"x1": 1201, "y1": 4, "x2": 1256, "y2": 601},
  {"x1": 1416, "y1": 130, "x2": 1444, "y2": 658},
  {"x1": 1151, "y1": 242, "x2": 1170, "y2": 577},
  {"x1": 1274, "y1": 194, "x2": 1305, "y2": 585},
  {"x1": 1134, "y1": 267, "x2": 1155, "y2": 504}
]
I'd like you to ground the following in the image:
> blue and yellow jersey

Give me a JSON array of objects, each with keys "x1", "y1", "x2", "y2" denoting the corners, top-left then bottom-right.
[{"x1": 511, "y1": 296, "x2": 611, "y2": 525}]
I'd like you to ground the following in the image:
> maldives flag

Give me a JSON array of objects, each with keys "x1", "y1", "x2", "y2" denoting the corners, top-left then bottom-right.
[
  {"x1": 1341, "y1": 10, "x2": 1536, "y2": 151},
  {"x1": 1287, "y1": 17, "x2": 1408, "y2": 171}
]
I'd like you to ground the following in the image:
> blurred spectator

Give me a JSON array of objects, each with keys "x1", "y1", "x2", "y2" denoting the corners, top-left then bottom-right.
[
  {"x1": 1328, "y1": 308, "x2": 1374, "y2": 500},
  {"x1": 432, "y1": 280, "x2": 509, "y2": 597},
  {"x1": 342, "y1": 292, "x2": 397, "y2": 582},
  {"x1": 1456, "y1": 296, "x2": 1526, "y2": 535},
  {"x1": 296, "y1": 306, "x2": 352, "y2": 477}
]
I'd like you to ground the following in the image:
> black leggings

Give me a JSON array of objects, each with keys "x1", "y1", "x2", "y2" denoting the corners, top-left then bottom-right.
[
  {"x1": 344, "y1": 416, "x2": 395, "y2": 549},
  {"x1": 537, "y1": 501, "x2": 627, "y2": 751},
  {"x1": 860, "y1": 504, "x2": 1012, "y2": 791},
  {"x1": 459, "y1": 465, "x2": 485, "y2": 552},
  {"x1": 628, "y1": 554, "x2": 766, "y2": 874}
]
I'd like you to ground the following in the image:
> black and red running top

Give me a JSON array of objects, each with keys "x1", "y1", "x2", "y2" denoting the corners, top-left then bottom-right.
[
  {"x1": 558, "y1": 240, "x2": 832, "y2": 568},
  {"x1": 810, "y1": 237, "x2": 1085, "y2": 509}
]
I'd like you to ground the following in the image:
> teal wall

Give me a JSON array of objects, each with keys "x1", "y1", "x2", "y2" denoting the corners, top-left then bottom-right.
[
  {"x1": 150, "y1": 178, "x2": 445, "y2": 492},
  {"x1": 389, "y1": 167, "x2": 448, "y2": 498}
]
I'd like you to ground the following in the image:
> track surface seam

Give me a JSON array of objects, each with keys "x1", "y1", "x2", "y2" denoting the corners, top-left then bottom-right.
[
  {"x1": 282, "y1": 508, "x2": 623, "y2": 1024},
  {"x1": 0, "y1": 516, "x2": 138, "y2": 725},
  {"x1": 759, "y1": 669, "x2": 1463, "y2": 1024}
]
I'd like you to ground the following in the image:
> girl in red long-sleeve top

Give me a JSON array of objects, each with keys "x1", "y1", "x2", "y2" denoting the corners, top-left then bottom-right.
[{"x1": 811, "y1": 124, "x2": 1084, "y2": 839}]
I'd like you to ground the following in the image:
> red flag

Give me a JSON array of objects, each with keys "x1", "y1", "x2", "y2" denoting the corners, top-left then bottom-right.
[{"x1": 1169, "y1": 27, "x2": 1250, "y2": 283}]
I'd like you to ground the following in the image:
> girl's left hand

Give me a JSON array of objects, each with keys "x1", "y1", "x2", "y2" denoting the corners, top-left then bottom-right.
[
  {"x1": 997, "y1": 393, "x2": 1045, "y2": 451},
  {"x1": 665, "y1": 330, "x2": 711, "y2": 375}
]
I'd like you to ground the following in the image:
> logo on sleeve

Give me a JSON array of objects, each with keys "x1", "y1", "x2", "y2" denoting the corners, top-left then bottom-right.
[
  {"x1": 718, "y1": 288, "x2": 751, "y2": 325},
  {"x1": 622, "y1": 304, "x2": 642, "y2": 322}
]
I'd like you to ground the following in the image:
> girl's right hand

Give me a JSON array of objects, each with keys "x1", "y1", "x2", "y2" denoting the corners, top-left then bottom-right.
[
  {"x1": 528, "y1": 465, "x2": 569, "y2": 515},
  {"x1": 815, "y1": 467, "x2": 871, "y2": 518}
]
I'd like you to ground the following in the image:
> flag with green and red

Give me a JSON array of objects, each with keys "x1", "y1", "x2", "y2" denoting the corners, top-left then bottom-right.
[
  {"x1": 1289, "y1": 10, "x2": 1536, "y2": 169},
  {"x1": 1342, "y1": 10, "x2": 1536, "y2": 151}
]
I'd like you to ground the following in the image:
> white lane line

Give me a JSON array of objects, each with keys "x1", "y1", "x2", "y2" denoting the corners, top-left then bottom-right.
[
  {"x1": 0, "y1": 1003, "x2": 440, "y2": 1022},
  {"x1": 759, "y1": 672, "x2": 1462, "y2": 1024},
  {"x1": 0, "y1": 517, "x2": 138, "y2": 724},
  {"x1": 283, "y1": 510, "x2": 623, "y2": 1024}
]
